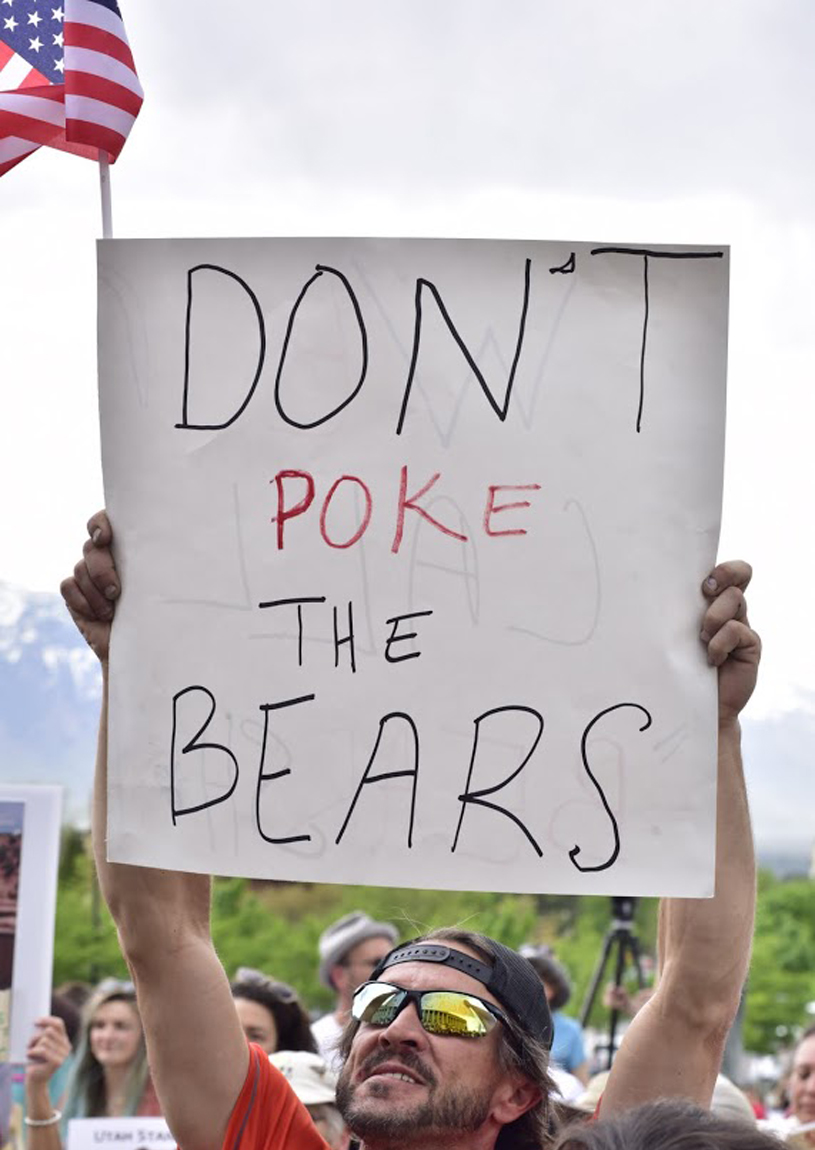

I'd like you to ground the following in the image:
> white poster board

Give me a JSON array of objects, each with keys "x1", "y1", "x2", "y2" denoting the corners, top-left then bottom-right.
[
  {"x1": 67, "y1": 1117, "x2": 172, "y2": 1150},
  {"x1": 0, "y1": 785, "x2": 61, "y2": 1063},
  {"x1": 99, "y1": 238, "x2": 728, "y2": 897}
]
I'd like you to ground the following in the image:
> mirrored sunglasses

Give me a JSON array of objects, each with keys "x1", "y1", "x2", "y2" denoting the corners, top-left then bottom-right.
[{"x1": 352, "y1": 980, "x2": 507, "y2": 1039}]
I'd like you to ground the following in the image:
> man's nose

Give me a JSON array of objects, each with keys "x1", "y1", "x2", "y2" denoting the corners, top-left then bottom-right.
[{"x1": 376, "y1": 1001, "x2": 428, "y2": 1048}]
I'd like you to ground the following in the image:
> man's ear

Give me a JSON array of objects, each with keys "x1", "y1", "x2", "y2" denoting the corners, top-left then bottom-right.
[{"x1": 490, "y1": 1076, "x2": 541, "y2": 1125}]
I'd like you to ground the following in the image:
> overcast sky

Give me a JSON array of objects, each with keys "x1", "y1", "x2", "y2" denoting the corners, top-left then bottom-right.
[{"x1": 1, "y1": 0, "x2": 814, "y2": 723}]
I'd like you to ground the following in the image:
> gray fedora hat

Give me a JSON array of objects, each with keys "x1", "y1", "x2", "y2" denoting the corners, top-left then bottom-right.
[{"x1": 318, "y1": 911, "x2": 398, "y2": 988}]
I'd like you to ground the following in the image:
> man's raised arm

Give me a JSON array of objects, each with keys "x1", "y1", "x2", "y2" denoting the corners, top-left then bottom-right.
[
  {"x1": 600, "y1": 560, "x2": 761, "y2": 1116},
  {"x1": 62, "y1": 512, "x2": 249, "y2": 1150}
]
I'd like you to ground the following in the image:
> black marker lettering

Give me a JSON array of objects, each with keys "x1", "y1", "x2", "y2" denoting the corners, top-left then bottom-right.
[
  {"x1": 274, "y1": 265, "x2": 368, "y2": 429},
  {"x1": 569, "y1": 701, "x2": 652, "y2": 872},
  {"x1": 549, "y1": 252, "x2": 575, "y2": 275},
  {"x1": 255, "y1": 695, "x2": 314, "y2": 845},
  {"x1": 452, "y1": 705, "x2": 544, "y2": 856},
  {"x1": 170, "y1": 685, "x2": 239, "y2": 825},
  {"x1": 177, "y1": 265, "x2": 266, "y2": 430},
  {"x1": 333, "y1": 601, "x2": 357, "y2": 672},
  {"x1": 335, "y1": 712, "x2": 420, "y2": 848},
  {"x1": 257, "y1": 596, "x2": 327, "y2": 666},
  {"x1": 396, "y1": 258, "x2": 532, "y2": 434},
  {"x1": 590, "y1": 247, "x2": 724, "y2": 433},
  {"x1": 384, "y1": 609, "x2": 433, "y2": 664}
]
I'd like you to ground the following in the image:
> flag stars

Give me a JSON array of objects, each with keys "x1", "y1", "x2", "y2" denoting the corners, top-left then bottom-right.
[{"x1": 3, "y1": 0, "x2": 140, "y2": 172}]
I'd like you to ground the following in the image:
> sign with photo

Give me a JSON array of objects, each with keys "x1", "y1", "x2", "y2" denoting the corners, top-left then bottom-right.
[{"x1": 0, "y1": 785, "x2": 61, "y2": 1062}]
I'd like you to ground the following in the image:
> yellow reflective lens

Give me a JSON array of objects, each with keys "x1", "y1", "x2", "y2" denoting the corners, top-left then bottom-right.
[
  {"x1": 420, "y1": 992, "x2": 496, "y2": 1037},
  {"x1": 352, "y1": 983, "x2": 500, "y2": 1038}
]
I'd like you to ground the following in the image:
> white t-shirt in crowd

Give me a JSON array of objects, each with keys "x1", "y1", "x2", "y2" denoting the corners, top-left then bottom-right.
[{"x1": 311, "y1": 1012, "x2": 345, "y2": 1073}]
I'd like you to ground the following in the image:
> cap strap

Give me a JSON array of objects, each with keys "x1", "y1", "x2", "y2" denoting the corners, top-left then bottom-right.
[{"x1": 378, "y1": 944, "x2": 493, "y2": 987}]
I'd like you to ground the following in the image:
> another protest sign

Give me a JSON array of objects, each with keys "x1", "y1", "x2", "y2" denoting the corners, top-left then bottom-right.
[
  {"x1": 67, "y1": 1117, "x2": 172, "y2": 1150},
  {"x1": 0, "y1": 785, "x2": 61, "y2": 1062},
  {"x1": 99, "y1": 237, "x2": 728, "y2": 896}
]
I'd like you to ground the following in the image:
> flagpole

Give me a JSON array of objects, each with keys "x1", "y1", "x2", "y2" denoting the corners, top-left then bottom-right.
[{"x1": 99, "y1": 153, "x2": 113, "y2": 239}]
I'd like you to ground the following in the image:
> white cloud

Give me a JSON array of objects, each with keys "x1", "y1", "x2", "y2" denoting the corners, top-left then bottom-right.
[{"x1": 1, "y1": 0, "x2": 814, "y2": 727}]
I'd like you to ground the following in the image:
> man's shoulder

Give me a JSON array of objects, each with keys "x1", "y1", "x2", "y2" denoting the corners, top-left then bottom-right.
[{"x1": 222, "y1": 1044, "x2": 328, "y2": 1150}]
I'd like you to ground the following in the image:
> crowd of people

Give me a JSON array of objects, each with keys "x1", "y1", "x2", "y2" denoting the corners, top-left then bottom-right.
[
  {"x1": 9, "y1": 924, "x2": 815, "y2": 1149},
  {"x1": 3, "y1": 512, "x2": 808, "y2": 1150}
]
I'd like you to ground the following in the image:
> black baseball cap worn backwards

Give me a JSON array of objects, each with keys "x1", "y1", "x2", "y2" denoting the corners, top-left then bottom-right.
[{"x1": 371, "y1": 938, "x2": 554, "y2": 1051}]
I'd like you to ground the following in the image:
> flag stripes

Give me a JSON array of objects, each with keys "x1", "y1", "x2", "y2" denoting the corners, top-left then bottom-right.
[
  {"x1": 0, "y1": 44, "x2": 49, "y2": 91},
  {"x1": 64, "y1": 23, "x2": 138, "y2": 71},
  {"x1": 67, "y1": 71, "x2": 143, "y2": 118},
  {"x1": 0, "y1": 0, "x2": 142, "y2": 178}
]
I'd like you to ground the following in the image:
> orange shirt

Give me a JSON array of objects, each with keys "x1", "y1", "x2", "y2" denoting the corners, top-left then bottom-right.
[{"x1": 222, "y1": 1044, "x2": 329, "y2": 1150}]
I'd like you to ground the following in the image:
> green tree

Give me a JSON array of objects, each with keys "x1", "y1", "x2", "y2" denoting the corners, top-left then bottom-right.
[
  {"x1": 53, "y1": 837, "x2": 127, "y2": 985},
  {"x1": 744, "y1": 873, "x2": 815, "y2": 1053},
  {"x1": 212, "y1": 881, "x2": 541, "y2": 1012},
  {"x1": 56, "y1": 848, "x2": 814, "y2": 1059}
]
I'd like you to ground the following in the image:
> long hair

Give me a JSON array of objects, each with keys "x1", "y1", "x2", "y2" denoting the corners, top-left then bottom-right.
[
  {"x1": 554, "y1": 1098, "x2": 780, "y2": 1150},
  {"x1": 231, "y1": 975, "x2": 317, "y2": 1053},
  {"x1": 63, "y1": 985, "x2": 150, "y2": 1121},
  {"x1": 337, "y1": 926, "x2": 559, "y2": 1149}
]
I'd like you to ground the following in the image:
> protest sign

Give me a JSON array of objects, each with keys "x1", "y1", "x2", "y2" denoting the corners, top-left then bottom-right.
[
  {"x1": 67, "y1": 1117, "x2": 172, "y2": 1150},
  {"x1": 0, "y1": 785, "x2": 61, "y2": 1062},
  {"x1": 0, "y1": 800, "x2": 23, "y2": 1060},
  {"x1": 99, "y1": 238, "x2": 728, "y2": 896}
]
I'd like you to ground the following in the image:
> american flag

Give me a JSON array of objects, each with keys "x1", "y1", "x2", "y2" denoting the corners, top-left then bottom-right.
[{"x1": 0, "y1": 0, "x2": 142, "y2": 178}]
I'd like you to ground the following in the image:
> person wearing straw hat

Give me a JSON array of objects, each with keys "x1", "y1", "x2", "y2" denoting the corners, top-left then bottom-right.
[{"x1": 268, "y1": 1051, "x2": 345, "y2": 1148}]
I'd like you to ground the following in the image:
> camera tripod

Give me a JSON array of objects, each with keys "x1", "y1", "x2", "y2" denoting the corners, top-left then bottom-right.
[{"x1": 579, "y1": 896, "x2": 645, "y2": 1071}]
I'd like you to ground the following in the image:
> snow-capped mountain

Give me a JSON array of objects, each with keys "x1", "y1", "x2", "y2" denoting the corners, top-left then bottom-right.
[{"x1": 0, "y1": 582, "x2": 101, "y2": 823}]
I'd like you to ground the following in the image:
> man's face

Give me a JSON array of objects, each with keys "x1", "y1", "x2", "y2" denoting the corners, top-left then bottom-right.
[
  {"x1": 336, "y1": 955, "x2": 537, "y2": 1146},
  {"x1": 334, "y1": 936, "x2": 394, "y2": 998},
  {"x1": 790, "y1": 1034, "x2": 815, "y2": 1125}
]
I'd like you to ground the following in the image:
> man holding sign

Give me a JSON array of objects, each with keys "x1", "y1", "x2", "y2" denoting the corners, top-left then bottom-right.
[{"x1": 61, "y1": 512, "x2": 759, "y2": 1150}]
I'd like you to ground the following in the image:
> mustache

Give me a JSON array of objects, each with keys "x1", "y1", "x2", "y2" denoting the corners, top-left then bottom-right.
[{"x1": 358, "y1": 1046, "x2": 437, "y2": 1088}]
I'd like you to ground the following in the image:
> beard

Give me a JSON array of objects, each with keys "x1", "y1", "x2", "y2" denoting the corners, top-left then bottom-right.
[{"x1": 336, "y1": 1047, "x2": 494, "y2": 1141}]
